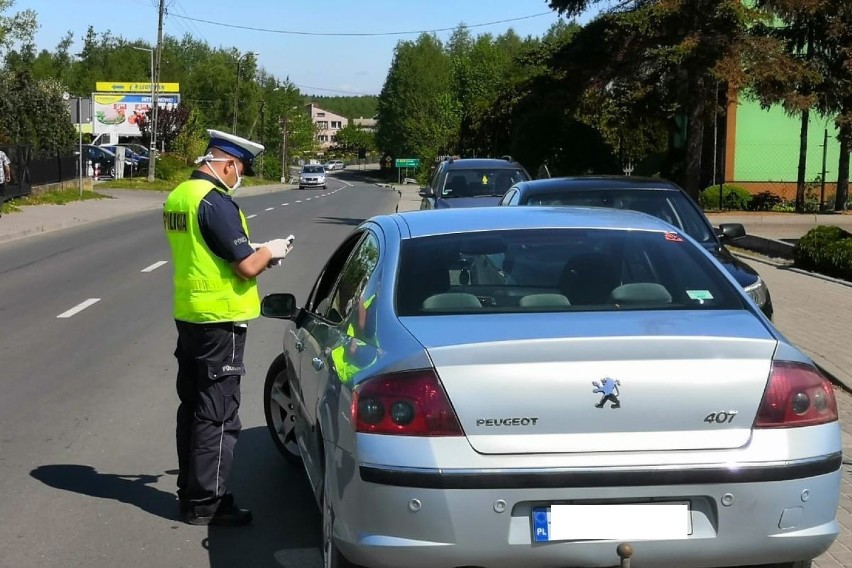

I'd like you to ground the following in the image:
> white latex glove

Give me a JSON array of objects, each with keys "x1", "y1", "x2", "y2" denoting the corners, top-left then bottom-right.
[{"x1": 263, "y1": 236, "x2": 294, "y2": 262}]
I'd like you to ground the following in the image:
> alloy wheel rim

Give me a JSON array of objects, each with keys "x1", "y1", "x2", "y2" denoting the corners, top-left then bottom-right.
[{"x1": 269, "y1": 371, "x2": 299, "y2": 456}]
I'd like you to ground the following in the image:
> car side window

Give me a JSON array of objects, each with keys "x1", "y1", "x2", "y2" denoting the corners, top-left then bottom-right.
[
  {"x1": 323, "y1": 232, "x2": 381, "y2": 325},
  {"x1": 306, "y1": 233, "x2": 364, "y2": 316},
  {"x1": 498, "y1": 189, "x2": 515, "y2": 206}
]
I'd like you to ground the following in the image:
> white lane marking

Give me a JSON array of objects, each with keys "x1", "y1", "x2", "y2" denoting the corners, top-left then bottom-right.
[
  {"x1": 295, "y1": 200, "x2": 302, "y2": 203},
  {"x1": 265, "y1": 207, "x2": 275, "y2": 211},
  {"x1": 247, "y1": 214, "x2": 258, "y2": 219},
  {"x1": 340, "y1": 180, "x2": 353, "y2": 187},
  {"x1": 141, "y1": 260, "x2": 168, "y2": 273},
  {"x1": 306, "y1": 198, "x2": 312, "y2": 201},
  {"x1": 282, "y1": 203, "x2": 290, "y2": 206},
  {"x1": 57, "y1": 298, "x2": 101, "y2": 319}
]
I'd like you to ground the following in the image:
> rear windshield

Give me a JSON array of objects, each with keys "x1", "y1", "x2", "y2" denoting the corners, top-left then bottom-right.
[
  {"x1": 524, "y1": 189, "x2": 715, "y2": 245},
  {"x1": 303, "y1": 166, "x2": 325, "y2": 173},
  {"x1": 396, "y1": 229, "x2": 744, "y2": 316},
  {"x1": 441, "y1": 168, "x2": 529, "y2": 198}
]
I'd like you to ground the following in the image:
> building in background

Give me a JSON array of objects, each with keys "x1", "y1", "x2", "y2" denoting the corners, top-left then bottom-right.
[
  {"x1": 724, "y1": 93, "x2": 842, "y2": 200},
  {"x1": 306, "y1": 103, "x2": 347, "y2": 150},
  {"x1": 352, "y1": 116, "x2": 377, "y2": 133}
]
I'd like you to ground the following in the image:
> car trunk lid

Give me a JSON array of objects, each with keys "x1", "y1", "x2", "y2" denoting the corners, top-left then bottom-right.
[{"x1": 400, "y1": 311, "x2": 776, "y2": 454}]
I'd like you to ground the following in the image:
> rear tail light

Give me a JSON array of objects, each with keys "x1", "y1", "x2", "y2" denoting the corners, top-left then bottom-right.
[
  {"x1": 755, "y1": 361, "x2": 838, "y2": 428},
  {"x1": 352, "y1": 369, "x2": 464, "y2": 436}
]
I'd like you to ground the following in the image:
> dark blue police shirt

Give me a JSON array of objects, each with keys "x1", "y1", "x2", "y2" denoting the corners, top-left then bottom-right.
[{"x1": 191, "y1": 171, "x2": 255, "y2": 263}]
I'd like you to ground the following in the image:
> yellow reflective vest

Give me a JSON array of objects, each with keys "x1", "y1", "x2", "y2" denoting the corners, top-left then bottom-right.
[
  {"x1": 164, "y1": 179, "x2": 260, "y2": 323},
  {"x1": 331, "y1": 294, "x2": 377, "y2": 383}
]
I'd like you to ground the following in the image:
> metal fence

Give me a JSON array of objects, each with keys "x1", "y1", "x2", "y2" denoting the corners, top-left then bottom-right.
[{"x1": 0, "y1": 146, "x2": 78, "y2": 202}]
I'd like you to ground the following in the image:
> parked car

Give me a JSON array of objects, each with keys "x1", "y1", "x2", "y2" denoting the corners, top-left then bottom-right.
[
  {"x1": 103, "y1": 145, "x2": 149, "y2": 171},
  {"x1": 419, "y1": 157, "x2": 531, "y2": 209},
  {"x1": 260, "y1": 206, "x2": 840, "y2": 568},
  {"x1": 324, "y1": 160, "x2": 345, "y2": 171},
  {"x1": 82, "y1": 144, "x2": 146, "y2": 178},
  {"x1": 298, "y1": 164, "x2": 327, "y2": 189},
  {"x1": 499, "y1": 176, "x2": 774, "y2": 319}
]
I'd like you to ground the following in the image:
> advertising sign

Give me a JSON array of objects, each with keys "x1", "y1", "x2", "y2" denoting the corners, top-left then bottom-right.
[
  {"x1": 91, "y1": 93, "x2": 180, "y2": 136},
  {"x1": 96, "y1": 82, "x2": 180, "y2": 93}
]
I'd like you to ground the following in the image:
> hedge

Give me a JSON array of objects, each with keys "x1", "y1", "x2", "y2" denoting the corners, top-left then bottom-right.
[
  {"x1": 700, "y1": 184, "x2": 752, "y2": 210},
  {"x1": 792, "y1": 225, "x2": 852, "y2": 280}
]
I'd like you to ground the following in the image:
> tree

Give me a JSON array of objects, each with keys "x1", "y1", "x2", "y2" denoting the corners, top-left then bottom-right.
[
  {"x1": 376, "y1": 34, "x2": 459, "y2": 164},
  {"x1": 137, "y1": 105, "x2": 193, "y2": 152},
  {"x1": 547, "y1": 0, "x2": 764, "y2": 198},
  {"x1": 0, "y1": 68, "x2": 76, "y2": 154},
  {"x1": 333, "y1": 124, "x2": 375, "y2": 154}
]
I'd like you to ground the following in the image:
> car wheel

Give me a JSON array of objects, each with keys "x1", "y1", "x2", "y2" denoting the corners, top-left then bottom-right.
[
  {"x1": 109, "y1": 165, "x2": 116, "y2": 178},
  {"x1": 299, "y1": 186, "x2": 305, "y2": 190},
  {"x1": 323, "y1": 185, "x2": 327, "y2": 189},
  {"x1": 263, "y1": 354, "x2": 303, "y2": 466},
  {"x1": 322, "y1": 463, "x2": 358, "y2": 568}
]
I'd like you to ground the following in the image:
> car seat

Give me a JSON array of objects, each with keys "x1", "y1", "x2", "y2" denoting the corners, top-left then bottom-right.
[
  {"x1": 446, "y1": 175, "x2": 470, "y2": 197},
  {"x1": 559, "y1": 254, "x2": 621, "y2": 305}
]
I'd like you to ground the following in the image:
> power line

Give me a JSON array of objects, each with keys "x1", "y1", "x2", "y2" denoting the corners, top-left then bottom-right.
[{"x1": 166, "y1": 11, "x2": 554, "y2": 37}]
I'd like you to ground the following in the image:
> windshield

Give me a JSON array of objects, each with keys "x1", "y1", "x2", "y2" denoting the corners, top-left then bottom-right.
[
  {"x1": 302, "y1": 166, "x2": 325, "y2": 173},
  {"x1": 441, "y1": 168, "x2": 529, "y2": 198},
  {"x1": 396, "y1": 228, "x2": 743, "y2": 316},
  {"x1": 525, "y1": 188, "x2": 716, "y2": 245}
]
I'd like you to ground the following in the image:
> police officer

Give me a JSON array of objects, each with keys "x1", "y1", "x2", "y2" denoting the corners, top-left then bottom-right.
[{"x1": 164, "y1": 130, "x2": 293, "y2": 526}]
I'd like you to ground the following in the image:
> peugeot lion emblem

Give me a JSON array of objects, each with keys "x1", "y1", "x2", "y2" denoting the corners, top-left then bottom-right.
[{"x1": 592, "y1": 378, "x2": 621, "y2": 409}]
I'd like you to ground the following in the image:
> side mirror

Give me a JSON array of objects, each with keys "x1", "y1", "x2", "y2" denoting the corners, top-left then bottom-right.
[
  {"x1": 418, "y1": 187, "x2": 434, "y2": 198},
  {"x1": 717, "y1": 223, "x2": 746, "y2": 240},
  {"x1": 261, "y1": 293, "x2": 298, "y2": 319}
]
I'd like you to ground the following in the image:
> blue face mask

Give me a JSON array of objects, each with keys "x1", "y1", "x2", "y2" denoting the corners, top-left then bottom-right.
[{"x1": 195, "y1": 153, "x2": 242, "y2": 194}]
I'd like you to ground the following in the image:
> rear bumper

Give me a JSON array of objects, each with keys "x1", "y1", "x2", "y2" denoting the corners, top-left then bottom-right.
[
  {"x1": 333, "y1": 452, "x2": 841, "y2": 568},
  {"x1": 360, "y1": 452, "x2": 842, "y2": 489}
]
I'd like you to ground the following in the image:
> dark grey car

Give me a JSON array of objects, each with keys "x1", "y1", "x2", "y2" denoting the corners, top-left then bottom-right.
[{"x1": 499, "y1": 176, "x2": 773, "y2": 319}]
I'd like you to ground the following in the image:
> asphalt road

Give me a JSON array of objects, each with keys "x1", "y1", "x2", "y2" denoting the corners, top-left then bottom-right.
[{"x1": 0, "y1": 176, "x2": 399, "y2": 568}]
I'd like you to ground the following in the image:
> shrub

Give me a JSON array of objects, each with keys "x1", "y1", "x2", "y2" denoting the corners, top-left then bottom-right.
[
  {"x1": 155, "y1": 153, "x2": 188, "y2": 181},
  {"x1": 748, "y1": 191, "x2": 783, "y2": 211},
  {"x1": 700, "y1": 184, "x2": 752, "y2": 210},
  {"x1": 793, "y1": 225, "x2": 852, "y2": 275}
]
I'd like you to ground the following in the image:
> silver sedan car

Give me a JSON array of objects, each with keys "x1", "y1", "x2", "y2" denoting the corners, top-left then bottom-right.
[{"x1": 261, "y1": 207, "x2": 840, "y2": 568}]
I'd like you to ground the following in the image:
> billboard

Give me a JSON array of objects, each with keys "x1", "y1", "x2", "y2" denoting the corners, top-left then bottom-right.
[
  {"x1": 91, "y1": 93, "x2": 180, "y2": 137},
  {"x1": 96, "y1": 82, "x2": 180, "y2": 93}
]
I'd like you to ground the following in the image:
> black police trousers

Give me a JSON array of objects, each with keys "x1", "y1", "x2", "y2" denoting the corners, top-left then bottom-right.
[{"x1": 174, "y1": 320, "x2": 246, "y2": 514}]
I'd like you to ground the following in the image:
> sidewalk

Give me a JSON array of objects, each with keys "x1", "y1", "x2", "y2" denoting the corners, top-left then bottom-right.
[{"x1": 0, "y1": 183, "x2": 292, "y2": 244}]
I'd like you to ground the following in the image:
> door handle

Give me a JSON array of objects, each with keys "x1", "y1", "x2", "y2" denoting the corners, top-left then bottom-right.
[{"x1": 311, "y1": 357, "x2": 324, "y2": 371}]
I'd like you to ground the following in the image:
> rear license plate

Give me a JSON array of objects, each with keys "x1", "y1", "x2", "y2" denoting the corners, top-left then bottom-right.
[{"x1": 532, "y1": 503, "x2": 690, "y2": 542}]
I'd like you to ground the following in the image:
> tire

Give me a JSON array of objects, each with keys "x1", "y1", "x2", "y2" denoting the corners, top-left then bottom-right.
[
  {"x1": 322, "y1": 460, "x2": 359, "y2": 568},
  {"x1": 299, "y1": 185, "x2": 305, "y2": 190},
  {"x1": 323, "y1": 185, "x2": 327, "y2": 189},
  {"x1": 263, "y1": 354, "x2": 303, "y2": 466}
]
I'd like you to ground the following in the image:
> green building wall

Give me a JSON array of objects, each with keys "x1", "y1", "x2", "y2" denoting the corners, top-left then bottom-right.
[{"x1": 731, "y1": 96, "x2": 842, "y2": 198}]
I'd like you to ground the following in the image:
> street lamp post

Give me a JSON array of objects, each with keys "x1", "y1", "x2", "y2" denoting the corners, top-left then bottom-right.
[
  {"x1": 233, "y1": 52, "x2": 256, "y2": 135},
  {"x1": 132, "y1": 46, "x2": 156, "y2": 181}
]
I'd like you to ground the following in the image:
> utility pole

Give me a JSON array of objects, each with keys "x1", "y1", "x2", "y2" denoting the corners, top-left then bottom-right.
[
  {"x1": 280, "y1": 115, "x2": 288, "y2": 184},
  {"x1": 148, "y1": 0, "x2": 166, "y2": 182}
]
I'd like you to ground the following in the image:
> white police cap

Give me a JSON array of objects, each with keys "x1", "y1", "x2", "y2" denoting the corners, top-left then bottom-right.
[{"x1": 206, "y1": 129, "x2": 265, "y2": 176}]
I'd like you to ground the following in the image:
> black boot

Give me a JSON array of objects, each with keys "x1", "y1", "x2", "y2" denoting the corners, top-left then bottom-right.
[{"x1": 182, "y1": 493, "x2": 252, "y2": 526}]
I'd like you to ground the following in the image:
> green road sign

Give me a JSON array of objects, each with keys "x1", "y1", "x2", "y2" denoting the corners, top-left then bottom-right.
[{"x1": 395, "y1": 158, "x2": 420, "y2": 168}]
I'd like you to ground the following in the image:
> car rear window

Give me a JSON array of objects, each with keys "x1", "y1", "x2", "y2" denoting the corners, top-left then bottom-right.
[
  {"x1": 524, "y1": 189, "x2": 715, "y2": 245},
  {"x1": 396, "y1": 228, "x2": 745, "y2": 316},
  {"x1": 441, "y1": 168, "x2": 529, "y2": 198}
]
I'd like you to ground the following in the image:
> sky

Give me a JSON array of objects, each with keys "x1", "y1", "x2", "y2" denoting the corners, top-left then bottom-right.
[{"x1": 13, "y1": 0, "x2": 590, "y2": 96}]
